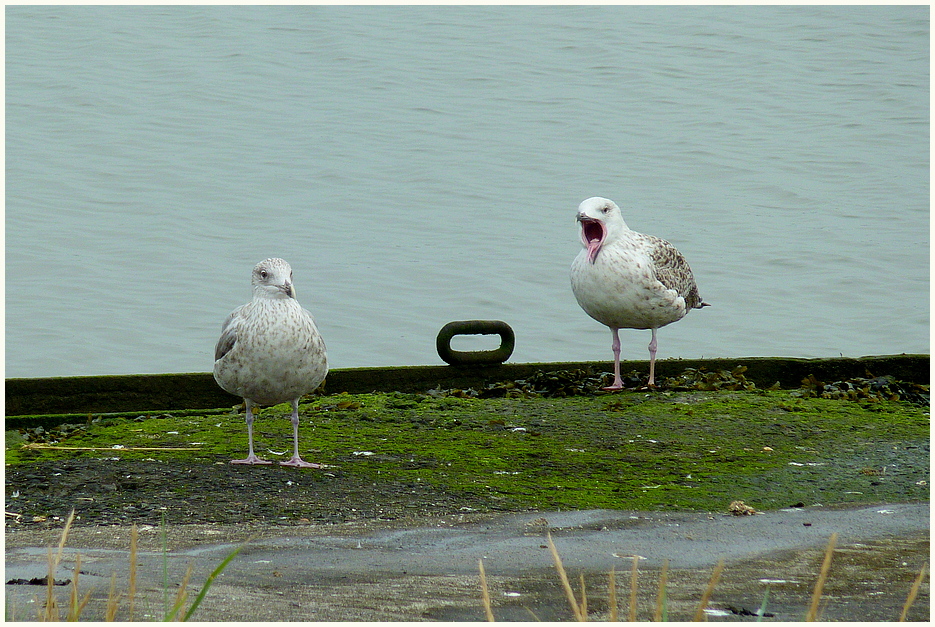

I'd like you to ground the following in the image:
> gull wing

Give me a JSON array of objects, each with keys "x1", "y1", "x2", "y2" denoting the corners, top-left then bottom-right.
[
  {"x1": 214, "y1": 305, "x2": 245, "y2": 362},
  {"x1": 647, "y1": 235, "x2": 706, "y2": 310}
]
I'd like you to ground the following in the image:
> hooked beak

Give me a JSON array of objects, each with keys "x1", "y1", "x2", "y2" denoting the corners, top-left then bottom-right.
[
  {"x1": 577, "y1": 213, "x2": 605, "y2": 264},
  {"x1": 280, "y1": 282, "x2": 296, "y2": 299}
]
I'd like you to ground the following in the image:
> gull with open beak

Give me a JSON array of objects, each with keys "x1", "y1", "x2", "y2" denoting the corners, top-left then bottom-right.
[{"x1": 570, "y1": 197, "x2": 708, "y2": 389}]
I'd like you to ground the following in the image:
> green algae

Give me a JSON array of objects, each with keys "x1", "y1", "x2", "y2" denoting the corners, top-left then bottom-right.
[{"x1": 6, "y1": 389, "x2": 929, "y2": 513}]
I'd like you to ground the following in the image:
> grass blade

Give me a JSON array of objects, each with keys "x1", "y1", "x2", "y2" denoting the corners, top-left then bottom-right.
[
  {"x1": 608, "y1": 568, "x2": 618, "y2": 621},
  {"x1": 898, "y1": 561, "x2": 928, "y2": 621},
  {"x1": 628, "y1": 556, "x2": 639, "y2": 621},
  {"x1": 805, "y1": 533, "x2": 837, "y2": 621},
  {"x1": 65, "y1": 554, "x2": 80, "y2": 621},
  {"x1": 43, "y1": 548, "x2": 59, "y2": 621},
  {"x1": 164, "y1": 563, "x2": 193, "y2": 621},
  {"x1": 654, "y1": 559, "x2": 668, "y2": 622},
  {"x1": 105, "y1": 572, "x2": 121, "y2": 621},
  {"x1": 546, "y1": 531, "x2": 585, "y2": 621},
  {"x1": 755, "y1": 585, "x2": 770, "y2": 622},
  {"x1": 523, "y1": 607, "x2": 541, "y2": 621},
  {"x1": 180, "y1": 537, "x2": 251, "y2": 621},
  {"x1": 579, "y1": 573, "x2": 588, "y2": 618},
  {"x1": 479, "y1": 558, "x2": 495, "y2": 622},
  {"x1": 692, "y1": 558, "x2": 724, "y2": 621},
  {"x1": 44, "y1": 509, "x2": 76, "y2": 621},
  {"x1": 54, "y1": 509, "x2": 76, "y2": 566},
  {"x1": 65, "y1": 554, "x2": 91, "y2": 621}
]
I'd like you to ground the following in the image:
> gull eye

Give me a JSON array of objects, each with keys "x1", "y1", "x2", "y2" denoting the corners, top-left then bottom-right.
[
  {"x1": 259, "y1": 270, "x2": 269, "y2": 280},
  {"x1": 601, "y1": 205, "x2": 610, "y2": 214}
]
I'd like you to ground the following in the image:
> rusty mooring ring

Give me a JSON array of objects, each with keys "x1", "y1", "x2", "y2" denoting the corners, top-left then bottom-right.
[{"x1": 436, "y1": 320, "x2": 515, "y2": 366}]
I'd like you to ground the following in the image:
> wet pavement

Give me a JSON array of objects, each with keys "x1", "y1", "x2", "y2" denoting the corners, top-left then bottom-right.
[{"x1": 5, "y1": 501, "x2": 929, "y2": 621}]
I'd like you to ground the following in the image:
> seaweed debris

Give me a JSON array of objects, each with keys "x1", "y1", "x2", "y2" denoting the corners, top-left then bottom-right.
[
  {"x1": 427, "y1": 368, "x2": 611, "y2": 399},
  {"x1": 793, "y1": 374, "x2": 929, "y2": 406},
  {"x1": 658, "y1": 366, "x2": 758, "y2": 391},
  {"x1": 428, "y1": 365, "x2": 758, "y2": 398},
  {"x1": 15, "y1": 415, "x2": 175, "y2": 448},
  {"x1": 427, "y1": 365, "x2": 928, "y2": 406}
]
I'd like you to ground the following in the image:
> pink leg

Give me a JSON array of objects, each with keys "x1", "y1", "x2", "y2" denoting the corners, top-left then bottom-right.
[
  {"x1": 231, "y1": 400, "x2": 272, "y2": 465},
  {"x1": 603, "y1": 327, "x2": 625, "y2": 391},
  {"x1": 647, "y1": 328, "x2": 658, "y2": 387},
  {"x1": 281, "y1": 399, "x2": 323, "y2": 469}
]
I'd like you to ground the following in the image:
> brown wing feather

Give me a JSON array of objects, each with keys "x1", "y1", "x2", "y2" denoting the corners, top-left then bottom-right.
[{"x1": 646, "y1": 235, "x2": 707, "y2": 309}]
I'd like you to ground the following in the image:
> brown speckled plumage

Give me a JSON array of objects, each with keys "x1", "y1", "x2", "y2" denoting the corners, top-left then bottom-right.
[
  {"x1": 645, "y1": 233, "x2": 706, "y2": 311},
  {"x1": 570, "y1": 197, "x2": 708, "y2": 389}
]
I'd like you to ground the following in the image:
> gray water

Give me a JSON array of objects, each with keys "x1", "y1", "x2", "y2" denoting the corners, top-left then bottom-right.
[{"x1": 6, "y1": 6, "x2": 929, "y2": 379}]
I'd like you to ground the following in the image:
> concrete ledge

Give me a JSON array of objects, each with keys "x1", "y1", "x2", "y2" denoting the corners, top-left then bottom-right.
[{"x1": 5, "y1": 354, "x2": 927, "y2": 419}]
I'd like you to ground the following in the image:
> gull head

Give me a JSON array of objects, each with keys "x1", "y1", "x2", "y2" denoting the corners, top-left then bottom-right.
[
  {"x1": 576, "y1": 197, "x2": 628, "y2": 264},
  {"x1": 251, "y1": 257, "x2": 296, "y2": 300}
]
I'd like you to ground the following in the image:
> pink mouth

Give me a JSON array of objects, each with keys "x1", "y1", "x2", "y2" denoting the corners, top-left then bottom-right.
[{"x1": 578, "y1": 216, "x2": 605, "y2": 263}]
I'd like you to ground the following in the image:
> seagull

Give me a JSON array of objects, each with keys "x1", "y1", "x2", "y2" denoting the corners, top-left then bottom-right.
[
  {"x1": 214, "y1": 258, "x2": 328, "y2": 468},
  {"x1": 570, "y1": 197, "x2": 708, "y2": 390}
]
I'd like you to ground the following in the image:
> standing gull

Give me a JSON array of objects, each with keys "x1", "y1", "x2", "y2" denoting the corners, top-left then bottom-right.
[
  {"x1": 214, "y1": 258, "x2": 328, "y2": 468},
  {"x1": 570, "y1": 197, "x2": 708, "y2": 390}
]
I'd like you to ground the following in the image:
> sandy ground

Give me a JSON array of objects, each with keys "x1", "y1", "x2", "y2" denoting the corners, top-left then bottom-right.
[{"x1": 5, "y1": 501, "x2": 929, "y2": 621}]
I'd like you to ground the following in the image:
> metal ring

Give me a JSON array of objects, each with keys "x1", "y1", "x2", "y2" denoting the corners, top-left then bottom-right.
[{"x1": 436, "y1": 320, "x2": 515, "y2": 366}]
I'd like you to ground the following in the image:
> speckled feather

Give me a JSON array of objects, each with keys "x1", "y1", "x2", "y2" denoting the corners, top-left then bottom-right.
[
  {"x1": 571, "y1": 198, "x2": 707, "y2": 331},
  {"x1": 214, "y1": 259, "x2": 327, "y2": 407},
  {"x1": 570, "y1": 196, "x2": 707, "y2": 388},
  {"x1": 643, "y1": 233, "x2": 705, "y2": 311}
]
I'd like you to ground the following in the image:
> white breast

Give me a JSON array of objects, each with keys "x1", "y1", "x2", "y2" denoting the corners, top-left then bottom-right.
[
  {"x1": 214, "y1": 298, "x2": 327, "y2": 406},
  {"x1": 570, "y1": 234, "x2": 689, "y2": 331}
]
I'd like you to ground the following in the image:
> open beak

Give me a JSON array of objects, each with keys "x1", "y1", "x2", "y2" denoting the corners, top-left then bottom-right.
[{"x1": 577, "y1": 214, "x2": 605, "y2": 264}]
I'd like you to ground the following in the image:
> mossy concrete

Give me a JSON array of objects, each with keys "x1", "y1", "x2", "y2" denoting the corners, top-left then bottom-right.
[
  {"x1": 6, "y1": 388, "x2": 928, "y2": 514},
  {"x1": 6, "y1": 380, "x2": 929, "y2": 621}
]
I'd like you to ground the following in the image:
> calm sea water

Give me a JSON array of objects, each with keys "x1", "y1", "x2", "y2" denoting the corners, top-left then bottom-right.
[{"x1": 6, "y1": 6, "x2": 929, "y2": 378}]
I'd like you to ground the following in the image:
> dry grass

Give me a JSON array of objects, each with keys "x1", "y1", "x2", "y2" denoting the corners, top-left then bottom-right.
[
  {"x1": 627, "y1": 555, "x2": 639, "y2": 621},
  {"x1": 478, "y1": 558, "x2": 495, "y2": 622},
  {"x1": 16, "y1": 508, "x2": 247, "y2": 622},
  {"x1": 64, "y1": 553, "x2": 92, "y2": 620},
  {"x1": 479, "y1": 530, "x2": 927, "y2": 621},
  {"x1": 37, "y1": 508, "x2": 76, "y2": 621},
  {"x1": 104, "y1": 572, "x2": 120, "y2": 621},
  {"x1": 19, "y1": 509, "x2": 928, "y2": 621},
  {"x1": 546, "y1": 530, "x2": 586, "y2": 621},
  {"x1": 607, "y1": 568, "x2": 618, "y2": 621},
  {"x1": 653, "y1": 559, "x2": 669, "y2": 622},
  {"x1": 805, "y1": 532, "x2": 838, "y2": 621},
  {"x1": 164, "y1": 563, "x2": 195, "y2": 621},
  {"x1": 692, "y1": 558, "x2": 725, "y2": 621},
  {"x1": 899, "y1": 561, "x2": 928, "y2": 622}
]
